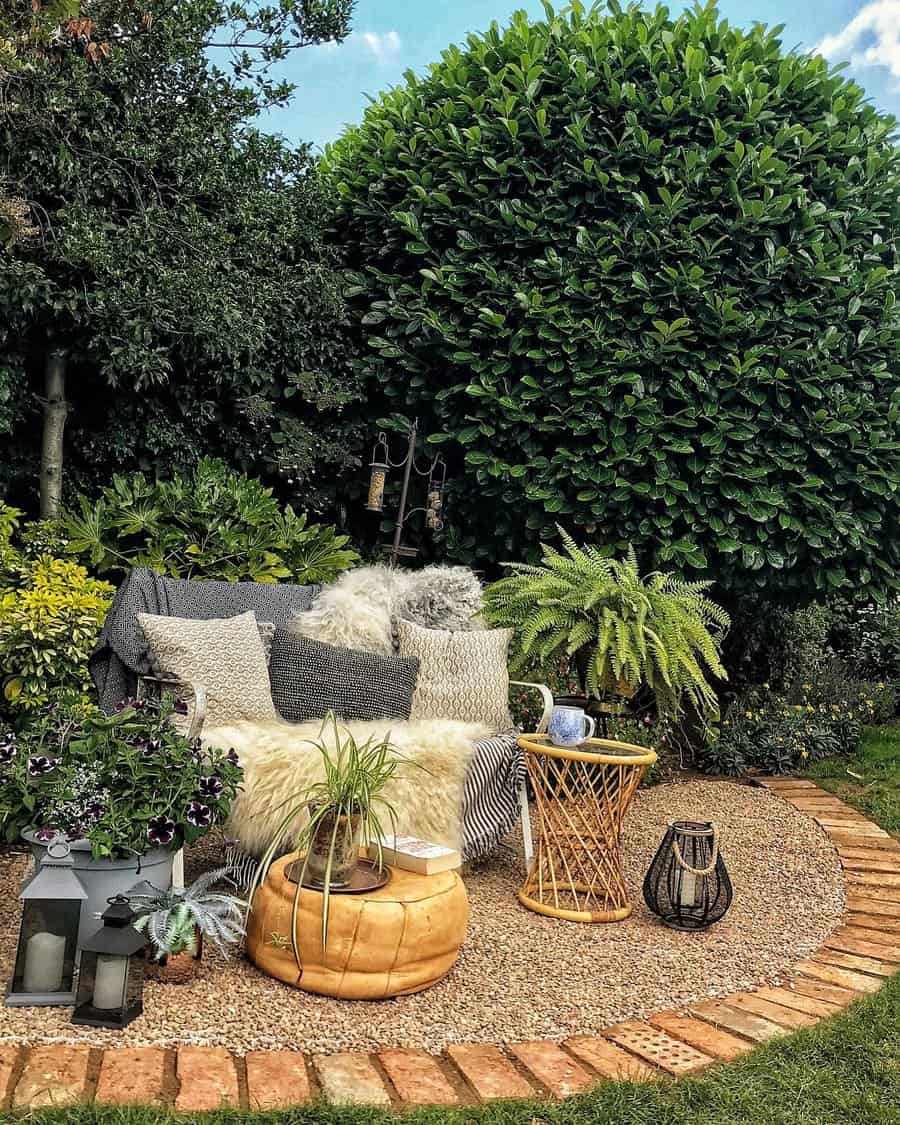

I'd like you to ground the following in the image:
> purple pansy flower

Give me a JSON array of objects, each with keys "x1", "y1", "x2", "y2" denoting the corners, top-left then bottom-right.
[
  {"x1": 34, "y1": 826, "x2": 61, "y2": 843},
  {"x1": 173, "y1": 698, "x2": 189, "y2": 716},
  {"x1": 115, "y1": 696, "x2": 147, "y2": 713},
  {"x1": 225, "y1": 749, "x2": 240, "y2": 769},
  {"x1": 84, "y1": 801, "x2": 105, "y2": 821},
  {"x1": 197, "y1": 776, "x2": 224, "y2": 799},
  {"x1": 28, "y1": 756, "x2": 59, "y2": 777},
  {"x1": 0, "y1": 733, "x2": 16, "y2": 767},
  {"x1": 186, "y1": 801, "x2": 212, "y2": 828},
  {"x1": 146, "y1": 815, "x2": 176, "y2": 847}
]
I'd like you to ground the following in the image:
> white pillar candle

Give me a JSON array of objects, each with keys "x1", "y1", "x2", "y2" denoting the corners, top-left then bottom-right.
[
  {"x1": 92, "y1": 954, "x2": 127, "y2": 1010},
  {"x1": 679, "y1": 871, "x2": 697, "y2": 908},
  {"x1": 22, "y1": 931, "x2": 66, "y2": 993}
]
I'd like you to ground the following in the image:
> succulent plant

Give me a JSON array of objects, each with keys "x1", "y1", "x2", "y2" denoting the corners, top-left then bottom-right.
[{"x1": 129, "y1": 867, "x2": 246, "y2": 961}]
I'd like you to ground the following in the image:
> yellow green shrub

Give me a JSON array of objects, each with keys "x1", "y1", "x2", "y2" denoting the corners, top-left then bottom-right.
[{"x1": 0, "y1": 557, "x2": 113, "y2": 711}]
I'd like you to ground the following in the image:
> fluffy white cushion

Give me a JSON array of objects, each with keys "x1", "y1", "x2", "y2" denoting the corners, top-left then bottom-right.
[{"x1": 289, "y1": 564, "x2": 483, "y2": 654}]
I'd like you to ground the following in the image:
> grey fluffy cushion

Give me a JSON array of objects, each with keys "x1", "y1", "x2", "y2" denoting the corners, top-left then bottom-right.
[
  {"x1": 268, "y1": 629, "x2": 420, "y2": 723},
  {"x1": 290, "y1": 564, "x2": 484, "y2": 655}
]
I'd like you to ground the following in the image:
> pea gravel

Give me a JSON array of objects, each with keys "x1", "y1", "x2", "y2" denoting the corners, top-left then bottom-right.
[{"x1": 0, "y1": 780, "x2": 845, "y2": 1054}]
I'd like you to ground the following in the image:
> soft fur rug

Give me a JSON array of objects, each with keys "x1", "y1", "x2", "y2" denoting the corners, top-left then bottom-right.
[
  {"x1": 205, "y1": 717, "x2": 490, "y2": 857},
  {"x1": 288, "y1": 564, "x2": 484, "y2": 654}
]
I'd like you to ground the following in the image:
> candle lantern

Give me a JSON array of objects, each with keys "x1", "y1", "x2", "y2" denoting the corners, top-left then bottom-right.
[
  {"x1": 71, "y1": 895, "x2": 146, "y2": 1029},
  {"x1": 366, "y1": 433, "x2": 390, "y2": 513},
  {"x1": 642, "y1": 821, "x2": 732, "y2": 932},
  {"x1": 7, "y1": 839, "x2": 87, "y2": 1007}
]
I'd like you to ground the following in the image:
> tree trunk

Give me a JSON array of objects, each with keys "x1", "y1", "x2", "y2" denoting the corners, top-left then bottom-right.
[{"x1": 40, "y1": 349, "x2": 68, "y2": 520}]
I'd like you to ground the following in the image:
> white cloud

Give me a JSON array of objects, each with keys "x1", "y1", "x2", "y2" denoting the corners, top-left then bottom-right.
[
  {"x1": 360, "y1": 30, "x2": 402, "y2": 62},
  {"x1": 816, "y1": 1, "x2": 900, "y2": 79}
]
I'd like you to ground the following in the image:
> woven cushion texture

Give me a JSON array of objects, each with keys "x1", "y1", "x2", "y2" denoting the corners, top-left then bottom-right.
[
  {"x1": 269, "y1": 630, "x2": 420, "y2": 723},
  {"x1": 137, "y1": 610, "x2": 277, "y2": 727},
  {"x1": 395, "y1": 619, "x2": 513, "y2": 730}
]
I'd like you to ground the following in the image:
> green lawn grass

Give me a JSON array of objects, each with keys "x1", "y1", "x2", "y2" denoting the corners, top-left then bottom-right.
[
  {"x1": 7, "y1": 729, "x2": 900, "y2": 1125},
  {"x1": 809, "y1": 724, "x2": 900, "y2": 836}
]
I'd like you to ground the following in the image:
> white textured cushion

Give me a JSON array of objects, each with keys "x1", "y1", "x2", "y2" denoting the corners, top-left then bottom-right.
[
  {"x1": 138, "y1": 610, "x2": 277, "y2": 727},
  {"x1": 395, "y1": 619, "x2": 513, "y2": 730}
]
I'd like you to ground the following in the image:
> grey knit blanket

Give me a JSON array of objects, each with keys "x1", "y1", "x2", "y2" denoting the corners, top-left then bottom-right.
[{"x1": 89, "y1": 568, "x2": 318, "y2": 711}]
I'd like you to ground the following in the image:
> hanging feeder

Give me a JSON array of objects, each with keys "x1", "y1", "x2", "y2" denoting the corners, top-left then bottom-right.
[{"x1": 642, "y1": 821, "x2": 733, "y2": 931}]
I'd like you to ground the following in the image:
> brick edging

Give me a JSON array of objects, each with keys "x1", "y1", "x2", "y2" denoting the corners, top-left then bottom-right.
[{"x1": 2, "y1": 780, "x2": 898, "y2": 1111}]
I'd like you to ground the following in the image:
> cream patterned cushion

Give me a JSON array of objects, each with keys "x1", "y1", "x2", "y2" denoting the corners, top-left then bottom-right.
[
  {"x1": 395, "y1": 619, "x2": 513, "y2": 730},
  {"x1": 137, "y1": 610, "x2": 277, "y2": 728}
]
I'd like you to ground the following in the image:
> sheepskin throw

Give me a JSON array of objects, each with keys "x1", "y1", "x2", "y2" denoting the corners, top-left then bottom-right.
[
  {"x1": 268, "y1": 630, "x2": 419, "y2": 722},
  {"x1": 207, "y1": 717, "x2": 489, "y2": 856},
  {"x1": 289, "y1": 564, "x2": 484, "y2": 655},
  {"x1": 138, "y1": 610, "x2": 277, "y2": 727},
  {"x1": 396, "y1": 620, "x2": 514, "y2": 731}
]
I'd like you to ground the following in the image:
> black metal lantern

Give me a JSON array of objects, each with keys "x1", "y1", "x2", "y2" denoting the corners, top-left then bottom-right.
[
  {"x1": 366, "y1": 432, "x2": 390, "y2": 513},
  {"x1": 7, "y1": 839, "x2": 87, "y2": 1007},
  {"x1": 71, "y1": 895, "x2": 146, "y2": 1029},
  {"x1": 642, "y1": 821, "x2": 733, "y2": 931}
]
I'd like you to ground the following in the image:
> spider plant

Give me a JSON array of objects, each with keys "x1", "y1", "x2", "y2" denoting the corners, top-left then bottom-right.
[
  {"x1": 128, "y1": 866, "x2": 246, "y2": 961},
  {"x1": 249, "y1": 712, "x2": 412, "y2": 948}
]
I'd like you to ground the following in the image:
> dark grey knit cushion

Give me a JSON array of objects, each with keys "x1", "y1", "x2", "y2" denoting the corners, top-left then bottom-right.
[{"x1": 268, "y1": 630, "x2": 420, "y2": 723}]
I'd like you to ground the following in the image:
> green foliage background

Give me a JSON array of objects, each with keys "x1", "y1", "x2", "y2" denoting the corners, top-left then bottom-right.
[
  {"x1": 326, "y1": 2, "x2": 900, "y2": 598},
  {"x1": 0, "y1": 0, "x2": 362, "y2": 511}
]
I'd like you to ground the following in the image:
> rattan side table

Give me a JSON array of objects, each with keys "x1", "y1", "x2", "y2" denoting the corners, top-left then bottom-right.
[{"x1": 517, "y1": 734, "x2": 657, "y2": 923}]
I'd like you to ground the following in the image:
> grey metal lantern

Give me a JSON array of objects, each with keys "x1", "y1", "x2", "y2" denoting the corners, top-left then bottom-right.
[
  {"x1": 7, "y1": 839, "x2": 87, "y2": 1007},
  {"x1": 71, "y1": 896, "x2": 146, "y2": 1029}
]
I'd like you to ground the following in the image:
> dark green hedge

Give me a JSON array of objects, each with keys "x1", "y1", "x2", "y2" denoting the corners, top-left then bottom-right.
[{"x1": 325, "y1": 2, "x2": 900, "y2": 597}]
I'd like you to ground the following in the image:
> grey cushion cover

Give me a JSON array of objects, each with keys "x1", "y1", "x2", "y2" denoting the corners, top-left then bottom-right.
[{"x1": 268, "y1": 630, "x2": 420, "y2": 723}]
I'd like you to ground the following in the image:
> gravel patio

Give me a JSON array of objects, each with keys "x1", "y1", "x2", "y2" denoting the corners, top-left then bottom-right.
[{"x1": 0, "y1": 779, "x2": 844, "y2": 1055}]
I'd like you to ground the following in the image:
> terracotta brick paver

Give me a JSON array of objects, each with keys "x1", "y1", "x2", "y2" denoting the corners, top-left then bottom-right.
[
  {"x1": 785, "y1": 976, "x2": 863, "y2": 1008},
  {"x1": 647, "y1": 1012, "x2": 750, "y2": 1061},
  {"x1": 446, "y1": 1044, "x2": 535, "y2": 1100},
  {"x1": 724, "y1": 993, "x2": 818, "y2": 1030},
  {"x1": 379, "y1": 1048, "x2": 459, "y2": 1106},
  {"x1": 813, "y1": 949, "x2": 897, "y2": 978},
  {"x1": 795, "y1": 959, "x2": 884, "y2": 993},
  {"x1": 605, "y1": 1020, "x2": 713, "y2": 1075},
  {"x1": 175, "y1": 1047, "x2": 239, "y2": 1112},
  {"x1": 245, "y1": 1051, "x2": 310, "y2": 1110},
  {"x1": 316, "y1": 1053, "x2": 392, "y2": 1106},
  {"x1": 14, "y1": 1046, "x2": 90, "y2": 1109},
  {"x1": 1, "y1": 781, "x2": 897, "y2": 1111},
  {"x1": 508, "y1": 1041, "x2": 595, "y2": 1097},
  {"x1": 96, "y1": 1047, "x2": 166, "y2": 1107},
  {"x1": 0, "y1": 1046, "x2": 19, "y2": 1109},
  {"x1": 691, "y1": 1001, "x2": 787, "y2": 1042},
  {"x1": 753, "y1": 986, "x2": 843, "y2": 1019},
  {"x1": 565, "y1": 1035, "x2": 660, "y2": 1081}
]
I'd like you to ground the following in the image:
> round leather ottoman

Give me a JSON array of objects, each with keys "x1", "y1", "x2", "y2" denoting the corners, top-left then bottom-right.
[{"x1": 245, "y1": 854, "x2": 469, "y2": 999}]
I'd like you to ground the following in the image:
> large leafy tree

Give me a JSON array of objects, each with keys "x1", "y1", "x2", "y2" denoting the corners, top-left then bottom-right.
[
  {"x1": 326, "y1": 1, "x2": 900, "y2": 599},
  {"x1": 0, "y1": 0, "x2": 360, "y2": 516}
]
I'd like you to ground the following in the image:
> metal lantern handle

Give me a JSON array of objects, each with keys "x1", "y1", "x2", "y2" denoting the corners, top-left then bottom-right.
[{"x1": 670, "y1": 822, "x2": 720, "y2": 876}]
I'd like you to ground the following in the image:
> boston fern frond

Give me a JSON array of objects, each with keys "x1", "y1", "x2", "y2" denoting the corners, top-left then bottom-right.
[{"x1": 483, "y1": 529, "x2": 730, "y2": 717}]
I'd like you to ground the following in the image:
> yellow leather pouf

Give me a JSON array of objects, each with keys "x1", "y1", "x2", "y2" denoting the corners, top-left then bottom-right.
[{"x1": 245, "y1": 854, "x2": 469, "y2": 999}]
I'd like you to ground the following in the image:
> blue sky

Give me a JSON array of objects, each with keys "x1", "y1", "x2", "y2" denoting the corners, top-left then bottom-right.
[{"x1": 259, "y1": 1, "x2": 900, "y2": 151}]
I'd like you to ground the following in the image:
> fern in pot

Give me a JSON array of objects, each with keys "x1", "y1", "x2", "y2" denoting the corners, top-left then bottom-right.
[
  {"x1": 484, "y1": 528, "x2": 730, "y2": 718},
  {"x1": 250, "y1": 713, "x2": 412, "y2": 947},
  {"x1": 128, "y1": 867, "x2": 246, "y2": 984}
]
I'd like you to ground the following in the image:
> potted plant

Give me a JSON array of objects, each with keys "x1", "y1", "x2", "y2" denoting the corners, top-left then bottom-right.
[
  {"x1": 250, "y1": 713, "x2": 410, "y2": 945},
  {"x1": 483, "y1": 529, "x2": 730, "y2": 719},
  {"x1": 128, "y1": 867, "x2": 246, "y2": 984},
  {"x1": 0, "y1": 696, "x2": 242, "y2": 946}
]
